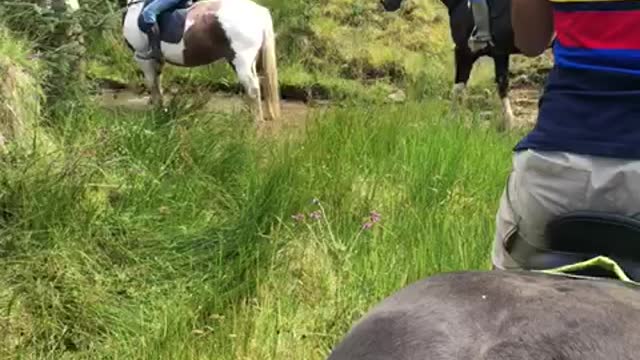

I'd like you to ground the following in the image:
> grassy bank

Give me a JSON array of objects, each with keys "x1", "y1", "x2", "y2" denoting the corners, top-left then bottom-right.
[
  {"x1": 1, "y1": 90, "x2": 521, "y2": 357},
  {"x1": 0, "y1": 26, "x2": 54, "y2": 152}
]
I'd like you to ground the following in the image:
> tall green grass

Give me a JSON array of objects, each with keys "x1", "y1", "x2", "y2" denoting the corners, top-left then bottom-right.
[{"x1": 1, "y1": 95, "x2": 520, "y2": 358}]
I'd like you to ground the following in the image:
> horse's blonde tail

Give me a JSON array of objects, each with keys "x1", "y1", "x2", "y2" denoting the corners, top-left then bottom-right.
[{"x1": 259, "y1": 10, "x2": 281, "y2": 121}]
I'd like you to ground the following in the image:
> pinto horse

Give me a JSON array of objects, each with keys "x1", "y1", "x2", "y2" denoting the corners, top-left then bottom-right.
[
  {"x1": 381, "y1": 0, "x2": 520, "y2": 130},
  {"x1": 122, "y1": 0, "x2": 281, "y2": 122}
]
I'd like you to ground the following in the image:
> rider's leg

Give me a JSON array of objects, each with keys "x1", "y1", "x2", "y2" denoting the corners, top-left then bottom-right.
[
  {"x1": 147, "y1": 23, "x2": 162, "y2": 61},
  {"x1": 491, "y1": 149, "x2": 640, "y2": 270},
  {"x1": 468, "y1": 0, "x2": 492, "y2": 51},
  {"x1": 140, "y1": 0, "x2": 185, "y2": 60},
  {"x1": 141, "y1": 0, "x2": 185, "y2": 23}
]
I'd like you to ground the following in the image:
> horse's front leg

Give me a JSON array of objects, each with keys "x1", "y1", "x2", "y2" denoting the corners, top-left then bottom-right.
[
  {"x1": 494, "y1": 53, "x2": 515, "y2": 131},
  {"x1": 233, "y1": 56, "x2": 263, "y2": 123},
  {"x1": 152, "y1": 60, "x2": 165, "y2": 107},
  {"x1": 135, "y1": 56, "x2": 164, "y2": 107},
  {"x1": 451, "y1": 46, "x2": 476, "y2": 110}
]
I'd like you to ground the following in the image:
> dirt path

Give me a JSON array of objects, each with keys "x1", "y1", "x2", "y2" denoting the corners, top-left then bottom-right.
[
  {"x1": 96, "y1": 89, "x2": 327, "y2": 137},
  {"x1": 465, "y1": 56, "x2": 544, "y2": 129},
  {"x1": 511, "y1": 86, "x2": 541, "y2": 127},
  {"x1": 96, "y1": 84, "x2": 541, "y2": 134}
]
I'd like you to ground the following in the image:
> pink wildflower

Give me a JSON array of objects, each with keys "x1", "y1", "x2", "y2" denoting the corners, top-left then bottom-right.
[{"x1": 310, "y1": 210, "x2": 323, "y2": 220}]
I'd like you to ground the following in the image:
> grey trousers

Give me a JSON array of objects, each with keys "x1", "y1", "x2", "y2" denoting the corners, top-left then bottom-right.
[{"x1": 492, "y1": 149, "x2": 640, "y2": 270}]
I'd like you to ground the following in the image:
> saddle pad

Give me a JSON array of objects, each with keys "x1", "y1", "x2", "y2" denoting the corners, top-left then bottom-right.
[
  {"x1": 157, "y1": 8, "x2": 188, "y2": 44},
  {"x1": 137, "y1": 0, "x2": 191, "y2": 44},
  {"x1": 538, "y1": 255, "x2": 640, "y2": 286}
]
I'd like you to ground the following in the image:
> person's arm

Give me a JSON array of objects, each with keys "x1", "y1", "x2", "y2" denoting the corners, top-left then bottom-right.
[{"x1": 512, "y1": 0, "x2": 554, "y2": 57}]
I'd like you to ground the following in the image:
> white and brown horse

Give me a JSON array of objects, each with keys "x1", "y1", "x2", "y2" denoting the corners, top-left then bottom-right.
[{"x1": 122, "y1": 0, "x2": 281, "y2": 122}]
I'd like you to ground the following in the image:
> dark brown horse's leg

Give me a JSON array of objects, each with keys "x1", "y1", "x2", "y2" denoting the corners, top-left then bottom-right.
[
  {"x1": 451, "y1": 46, "x2": 476, "y2": 108},
  {"x1": 494, "y1": 53, "x2": 514, "y2": 130}
]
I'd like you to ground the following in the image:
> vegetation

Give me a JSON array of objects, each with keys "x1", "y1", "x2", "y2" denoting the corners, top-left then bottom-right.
[
  {"x1": 1, "y1": 95, "x2": 521, "y2": 358},
  {"x1": 0, "y1": 0, "x2": 539, "y2": 358},
  {"x1": 0, "y1": 26, "x2": 45, "y2": 151}
]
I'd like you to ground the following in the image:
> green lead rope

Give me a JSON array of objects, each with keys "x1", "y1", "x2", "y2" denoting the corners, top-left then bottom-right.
[{"x1": 536, "y1": 255, "x2": 640, "y2": 286}]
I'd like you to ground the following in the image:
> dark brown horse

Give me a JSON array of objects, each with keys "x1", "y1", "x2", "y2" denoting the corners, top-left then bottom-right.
[{"x1": 382, "y1": 0, "x2": 521, "y2": 130}]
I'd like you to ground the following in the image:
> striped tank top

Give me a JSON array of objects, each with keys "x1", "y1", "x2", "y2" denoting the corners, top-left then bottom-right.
[{"x1": 515, "y1": 0, "x2": 640, "y2": 159}]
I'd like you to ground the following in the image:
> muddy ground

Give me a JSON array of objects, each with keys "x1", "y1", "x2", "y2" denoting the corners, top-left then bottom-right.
[
  {"x1": 96, "y1": 84, "x2": 541, "y2": 132},
  {"x1": 95, "y1": 54, "x2": 544, "y2": 135},
  {"x1": 95, "y1": 88, "x2": 329, "y2": 137}
]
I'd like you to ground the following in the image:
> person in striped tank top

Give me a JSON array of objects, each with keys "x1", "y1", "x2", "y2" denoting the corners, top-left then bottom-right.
[{"x1": 491, "y1": 0, "x2": 640, "y2": 270}]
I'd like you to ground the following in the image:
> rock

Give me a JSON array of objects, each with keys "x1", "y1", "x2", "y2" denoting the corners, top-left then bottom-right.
[
  {"x1": 387, "y1": 90, "x2": 406, "y2": 103},
  {"x1": 479, "y1": 111, "x2": 494, "y2": 120}
]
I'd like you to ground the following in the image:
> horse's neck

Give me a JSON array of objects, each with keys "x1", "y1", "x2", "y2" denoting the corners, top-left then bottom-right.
[{"x1": 442, "y1": 0, "x2": 468, "y2": 12}]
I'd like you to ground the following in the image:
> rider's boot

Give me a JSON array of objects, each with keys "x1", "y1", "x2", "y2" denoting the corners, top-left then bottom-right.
[{"x1": 147, "y1": 24, "x2": 163, "y2": 62}]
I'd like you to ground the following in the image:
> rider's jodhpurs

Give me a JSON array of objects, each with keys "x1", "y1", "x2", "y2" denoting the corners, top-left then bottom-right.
[{"x1": 492, "y1": 149, "x2": 640, "y2": 270}]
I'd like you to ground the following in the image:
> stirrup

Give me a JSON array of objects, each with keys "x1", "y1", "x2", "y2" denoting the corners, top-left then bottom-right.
[
  {"x1": 468, "y1": 39, "x2": 491, "y2": 52},
  {"x1": 148, "y1": 40, "x2": 164, "y2": 62},
  {"x1": 468, "y1": 25, "x2": 493, "y2": 49},
  {"x1": 135, "y1": 49, "x2": 162, "y2": 63}
]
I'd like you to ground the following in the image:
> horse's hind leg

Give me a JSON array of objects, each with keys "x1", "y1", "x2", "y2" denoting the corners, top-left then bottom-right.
[
  {"x1": 452, "y1": 47, "x2": 476, "y2": 110},
  {"x1": 233, "y1": 53, "x2": 263, "y2": 123},
  {"x1": 135, "y1": 56, "x2": 164, "y2": 107},
  {"x1": 494, "y1": 54, "x2": 515, "y2": 131}
]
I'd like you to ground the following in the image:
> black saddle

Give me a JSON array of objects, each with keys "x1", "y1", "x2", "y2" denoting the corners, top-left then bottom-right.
[
  {"x1": 137, "y1": 0, "x2": 193, "y2": 44},
  {"x1": 508, "y1": 211, "x2": 640, "y2": 282}
]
